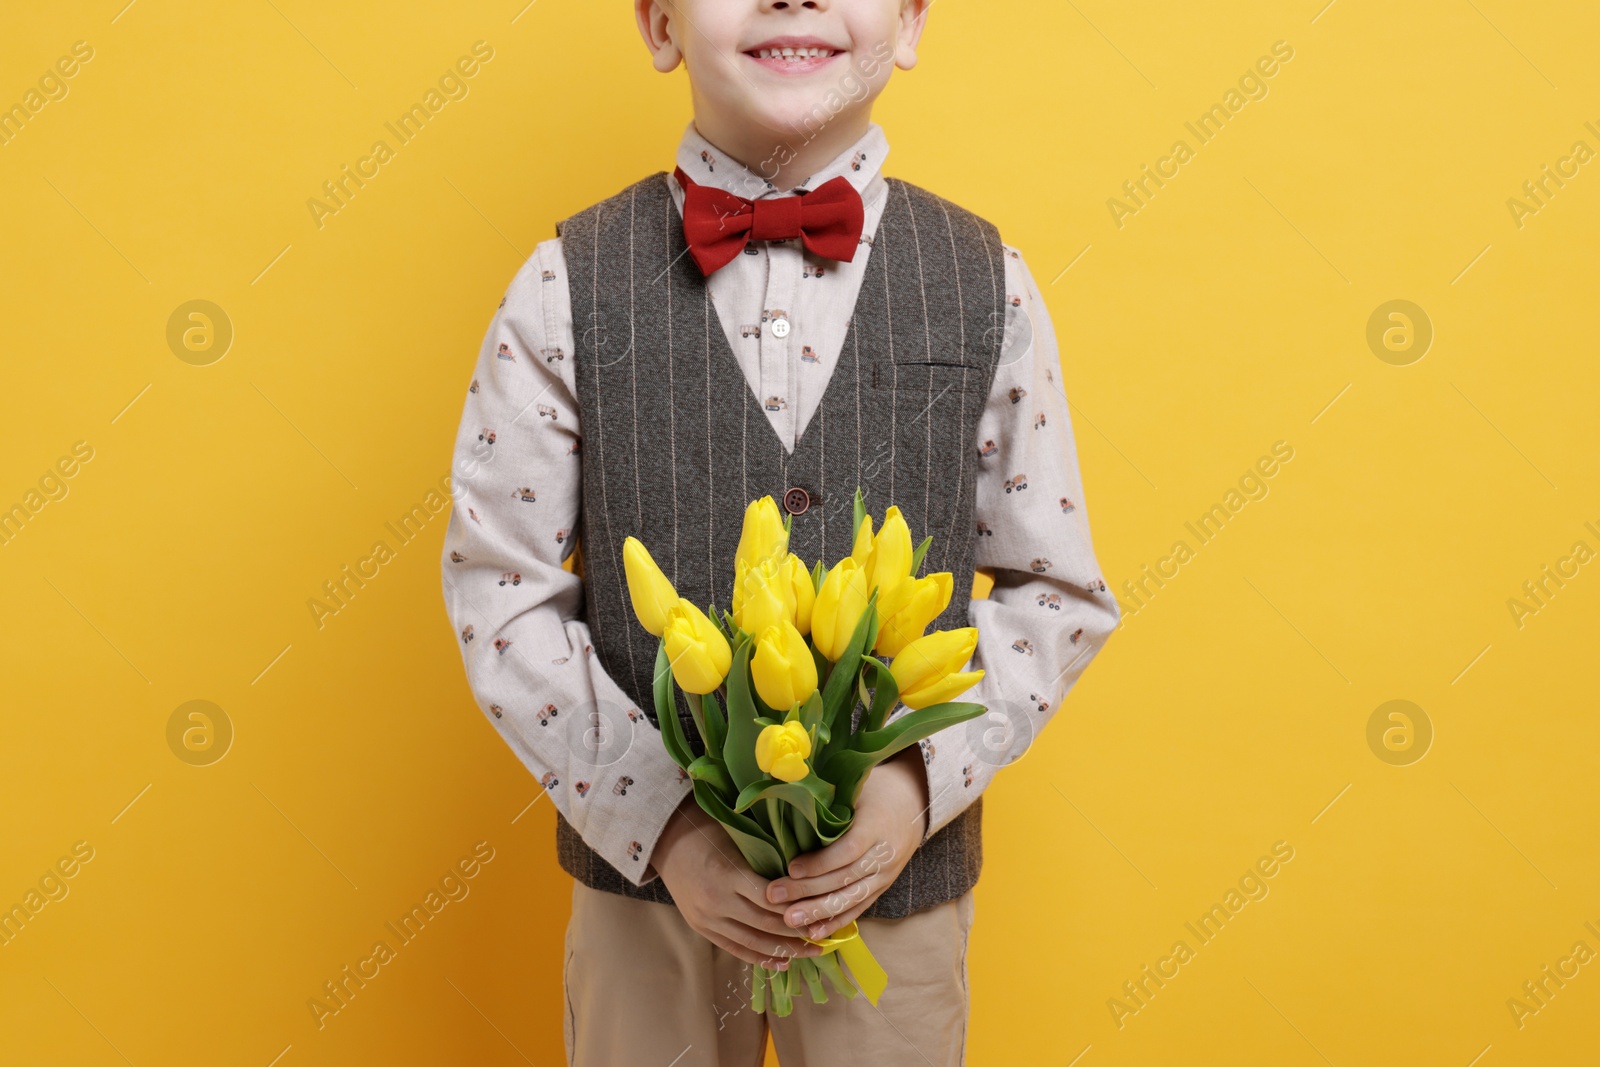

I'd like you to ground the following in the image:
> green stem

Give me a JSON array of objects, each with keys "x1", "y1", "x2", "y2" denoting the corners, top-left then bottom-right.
[
  {"x1": 768, "y1": 796, "x2": 797, "y2": 866},
  {"x1": 752, "y1": 964, "x2": 768, "y2": 1014}
]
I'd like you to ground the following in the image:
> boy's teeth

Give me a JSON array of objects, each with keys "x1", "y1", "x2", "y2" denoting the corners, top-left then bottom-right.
[{"x1": 755, "y1": 47, "x2": 835, "y2": 60}]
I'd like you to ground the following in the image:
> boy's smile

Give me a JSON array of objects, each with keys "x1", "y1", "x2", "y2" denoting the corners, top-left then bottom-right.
[{"x1": 742, "y1": 36, "x2": 846, "y2": 76}]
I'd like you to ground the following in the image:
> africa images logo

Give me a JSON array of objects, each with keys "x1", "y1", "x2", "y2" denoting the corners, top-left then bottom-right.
[
  {"x1": 306, "y1": 841, "x2": 496, "y2": 1030},
  {"x1": 306, "y1": 41, "x2": 495, "y2": 230}
]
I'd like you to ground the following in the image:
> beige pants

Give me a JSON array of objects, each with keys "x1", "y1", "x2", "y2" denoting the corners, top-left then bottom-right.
[{"x1": 563, "y1": 880, "x2": 975, "y2": 1066}]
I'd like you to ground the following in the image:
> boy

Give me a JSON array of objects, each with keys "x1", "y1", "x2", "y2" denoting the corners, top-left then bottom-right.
[{"x1": 440, "y1": 2, "x2": 1119, "y2": 1063}]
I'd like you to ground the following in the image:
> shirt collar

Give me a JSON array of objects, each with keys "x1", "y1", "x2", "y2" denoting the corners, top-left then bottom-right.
[{"x1": 674, "y1": 121, "x2": 889, "y2": 201}]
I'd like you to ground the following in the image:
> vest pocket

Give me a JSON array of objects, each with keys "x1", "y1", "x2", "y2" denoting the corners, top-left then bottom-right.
[{"x1": 873, "y1": 359, "x2": 980, "y2": 394}]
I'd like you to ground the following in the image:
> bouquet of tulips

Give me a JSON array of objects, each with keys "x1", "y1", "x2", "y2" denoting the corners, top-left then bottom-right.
[{"x1": 622, "y1": 488, "x2": 988, "y2": 1016}]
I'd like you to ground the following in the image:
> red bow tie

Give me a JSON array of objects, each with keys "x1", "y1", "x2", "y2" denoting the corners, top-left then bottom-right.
[{"x1": 674, "y1": 166, "x2": 865, "y2": 276}]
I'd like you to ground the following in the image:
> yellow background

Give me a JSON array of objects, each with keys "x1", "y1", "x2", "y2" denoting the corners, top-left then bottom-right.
[{"x1": 3, "y1": 1, "x2": 1596, "y2": 1063}]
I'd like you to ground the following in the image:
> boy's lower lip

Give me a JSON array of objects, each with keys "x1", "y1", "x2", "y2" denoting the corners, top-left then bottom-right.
[{"x1": 743, "y1": 50, "x2": 844, "y2": 76}]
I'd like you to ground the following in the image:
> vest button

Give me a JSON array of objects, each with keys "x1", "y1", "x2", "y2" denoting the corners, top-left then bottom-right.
[{"x1": 782, "y1": 487, "x2": 811, "y2": 515}]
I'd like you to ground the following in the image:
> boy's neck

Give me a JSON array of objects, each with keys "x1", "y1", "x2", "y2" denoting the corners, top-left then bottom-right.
[{"x1": 691, "y1": 113, "x2": 873, "y2": 193}]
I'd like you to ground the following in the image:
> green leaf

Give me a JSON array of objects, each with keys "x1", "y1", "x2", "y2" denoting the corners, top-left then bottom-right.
[
  {"x1": 690, "y1": 778, "x2": 785, "y2": 878},
  {"x1": 700, "y1": 687, "x2": 726, "y2": 755},
  {"x1": 810, "y1": 558, "x2": 825, "y2": 593},
  {"x1": 791, "y1": 803, "x2": 819, "y2": 853},
  {"x1": 852, "y1": 700, "x2": 987, "y2": 755},
  {"x1": 768, "y1": 796, "x2": 797, "y2": 864},
  {"x1": 910, "y1": 534, "x2": 933, "y2": 575},
  {"x1": 851, "y1": 486, "x2": 866, "y2": 541},
  {"x1": 821, "y1": 700, "x2": 988, "y2": 809},
  {"x1": 686, "y1": 754, "x2": 733, "y2": 798},
  {"x1": 721, "y1": 635, "x2": 766, "y2": 792},
  {"x1": 796, "y1": 690, "x2": 824, "y2": 736},
  {"x1": 749, "y1": 789, "x2": 775, "y2": 836},
  {"x1": 708, "y1": 603, "x2": 732, "y2": 645},
  {"x1": 732, "y1": 775, "x2": 783, "y2": 813},
  {"x1": 859, "y1": 656, "x2": 900, "y2": 734},
  {"x1": 653, "y1": 640, "x2": 693, "y2": 771},
  {"x1": 733, "y1": 775, "x2": 849, "y2": 844},
  {"x1": 684, "y1": 689, "x2": 710, "y2": 752},
  {"x1": 818, "y1": 588, "x2": 880, "y2": 763},
  {"x1": 733, "y1": 773, "x2": 836, "y2": 815},
  {"x1": 686, "y1": 691, "x2": 727, "y2": 759}
]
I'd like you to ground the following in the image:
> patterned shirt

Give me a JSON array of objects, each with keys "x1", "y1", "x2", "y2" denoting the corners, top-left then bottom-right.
[{"x1": 440, "y1": 122, "x2": 1119, "y2": 886}]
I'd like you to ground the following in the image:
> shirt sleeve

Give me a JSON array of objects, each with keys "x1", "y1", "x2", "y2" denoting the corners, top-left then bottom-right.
[
  {"x1": 915, "y1": 244, "x2": 1121, "y2": 845},
  {"x1": 439, "y1": 239, "x2": 692, "y2": 887}
]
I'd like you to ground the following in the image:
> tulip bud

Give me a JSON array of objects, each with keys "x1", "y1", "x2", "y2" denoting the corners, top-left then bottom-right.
[
  {"x1": 812, "y1": 558, "x2": 872, "y2": 661},
  {"x1": 876, "y1": 571, "x2": 954, "y2": 657},
  {"x1": 849, "y1": 513, "x2": 875, "y2": 577},
  {"x1": 873, "y1": 506, "x2": 913, "y2": 588},
  {"x1": 731, "y1": 557, "x2": 749, "y2": 621},
  {"x1": 863, "y1": 505, "x2": 917, "y2": 619},
  {"x1": 735, "y1": 496, "x2": 788, "y2": 574},
  {"x1": 755, "y1": 721, "x2": 812, "y2": 783},
  {"x1": 623, "y1": 536, "x2": 679, "y2": 637},
  {"x1": 733, "y1": 558, "x2": 794, "y2": 637},
  {"x1": 662, "y1": 599, "x2": 733, "y2": 694},
  {"x1": 751, "y1": 621, "x2": 818, "y2": 711},
  {"x1": 889, "y1": 627, "x2": 984, "y2": 709},
  {"x1": 781, "y1": 554, "x2": 816, "y2": 636}
]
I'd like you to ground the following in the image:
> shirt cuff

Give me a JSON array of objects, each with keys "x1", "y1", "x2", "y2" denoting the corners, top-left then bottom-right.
[
  {"x1": 920, "y1": 735, "x2": 976, "y2": 844},
  {"x1": 620, "y1": 765, "x2": 694, "y2": 888},
  {"x1": 565, "y1": 709, "x2": 695, "y2": 889}
]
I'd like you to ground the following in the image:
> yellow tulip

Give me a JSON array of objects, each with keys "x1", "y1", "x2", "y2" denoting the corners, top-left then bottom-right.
[
  {"x1": 812, "y1": 558, "x2": 872, "y2": 661},
  {"x1": 889, "y1": 627, "x2": 985, "y2": 709},
  {"x1": 735, "y1": 495, "x2": 789, "y2": 574},
  {"x1": 862, "y1": 506, "x2": 917, "y2": 618},
  {"x1": 623, "y1": 536, "x2": 678, "y2": 637},
  {"x1": 872, "y1": 506, "x2": 913, "y2": 589},
  {"x1": 731, "y1": 557, "x2": 750, "y2": 622},
  {"x1": 782, "y1": 554, "x2": 816, "y2": 636},
  {"x1": 733, "y1": 557, "x2": 793, "y2": 637},
  {"x1": 755, "y1": 721, "x2": 813, "y2": 783},
  {"x1": 662, "y1": 599, "x2": 733, "y2": 695},
  {"x1": 849, "y1": 513, "x2": 876, "y2": 577},
  {"x1": 751, "y1": 621, "x2": 818, "y2": 711},
  {"x1": 875, "y1": 571, "x2": 954, "y2": 657}
]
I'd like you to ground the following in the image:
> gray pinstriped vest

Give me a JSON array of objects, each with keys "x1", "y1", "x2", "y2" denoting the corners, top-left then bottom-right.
[{"x1": 555, "y1": 171, "x2": 1006, "y2": 918}]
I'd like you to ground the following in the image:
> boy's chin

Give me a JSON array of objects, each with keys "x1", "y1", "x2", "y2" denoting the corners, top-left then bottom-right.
[{"x1": 730, "y1": 94, "x2": 869, "y2": 141}]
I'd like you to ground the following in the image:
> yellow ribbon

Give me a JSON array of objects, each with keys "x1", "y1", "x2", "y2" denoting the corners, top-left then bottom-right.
[{"x1": 804, "y1": 920, "x2": 888, "y2": 1006}]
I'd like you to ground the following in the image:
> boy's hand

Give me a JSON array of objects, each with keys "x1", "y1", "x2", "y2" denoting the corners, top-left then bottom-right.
[
  {"x1": 759, "y1": 747, "x2": 930, "y2": 939},
  {"x1": 652, "y1": 792, "x2": 824, "y2": 970}
]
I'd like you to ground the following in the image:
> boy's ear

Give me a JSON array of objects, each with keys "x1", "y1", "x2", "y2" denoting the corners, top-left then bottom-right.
[
  {"x1": 895, "y1": 0, "x2": 933, "y2": 71},
  {"x1": 636, "y1": 0, "x2": 684, "y2": 73}
]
